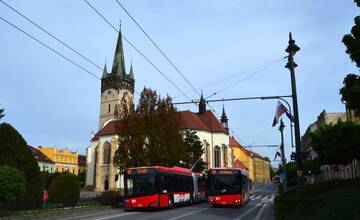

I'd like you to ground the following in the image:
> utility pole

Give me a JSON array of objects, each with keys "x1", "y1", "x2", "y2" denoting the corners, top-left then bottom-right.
[
  {"x1": 285, "y1": 32, "x2": 304, "y2": 192},
  {"x1": 279, "y1": 119, "x2": 287, "y2": 192}
]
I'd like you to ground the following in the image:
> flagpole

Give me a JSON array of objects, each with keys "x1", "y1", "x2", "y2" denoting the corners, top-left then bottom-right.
[{"x1": 279, "y1": 119, "x2": 287, "y2": 192}]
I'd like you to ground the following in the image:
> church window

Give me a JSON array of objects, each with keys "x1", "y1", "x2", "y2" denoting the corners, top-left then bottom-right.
[
  {"x1": 223, "y1": 146, "x2": 228, "y2": 167},
  {"x1": 214, "y1": 146, "x2": 221, "y2": 168},
  {"x1": 103, "y1": 142, "x2": 111, "y2": 165},
  {"x1": 108, "y1": 104, "x2": 111, "y2": 113}
]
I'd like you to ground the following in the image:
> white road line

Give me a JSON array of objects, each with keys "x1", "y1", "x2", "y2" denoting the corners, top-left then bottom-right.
[
  {"x1": 167, "y1": 208, "x2": 208, "y2": 220},
  {"x1": 233, "y1": 202, "x2": 263, "y2": 220},
  {"x1": 254, "y1": 203, "x2": 267, "y2": 220},
  {"x1": 59, "y1": 210, "x2": 122, "y2": 220},
  {"x1": 253, "y1": 196, "x2": 261, "y2": 200},
  {"x1": 94, "y1": 212, "x2": 138, "y2": 220}
]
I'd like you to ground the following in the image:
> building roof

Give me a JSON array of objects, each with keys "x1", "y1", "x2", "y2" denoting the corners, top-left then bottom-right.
[
  {"x1": 92, "y1": 110, "x2": 227, "y2": 140},
  {"x1": 28, "y1": 146, "x2": 54, "y2": 164},
  {"x1": 78, "y1": 155, "x2": 86, "y2": 167}
]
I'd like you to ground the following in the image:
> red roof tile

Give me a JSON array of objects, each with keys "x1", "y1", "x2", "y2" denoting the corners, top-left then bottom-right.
[
  {"x1": 180, "y1": 111, "x2": 209, "y2": 131},
  {"x1": 229, "y1": 136, "x2": 241, "y2": 146},
  {"x1": 196, "y1": 110, "x2": 227, "y2": 132},
  {"x1": 92, "y1": 120, "x2": 121, "y2": 140}
]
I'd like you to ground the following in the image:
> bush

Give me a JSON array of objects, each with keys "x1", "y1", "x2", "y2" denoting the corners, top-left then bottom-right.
[
  {"x1": 48, "y1": 173, "x2": 80, "y2": 207},
  {"x1": 42, "y1": 172, "x2": 61, "y2": 190},
  {"x1": 99, "y1": 191, "x2": 121, "y2": 206},
  {"x1": 0, "y1": 123, "x2": 44, "y2": 209},
  {"x1": 0, "y1": 165, "x2": 26, "y2": 206}
]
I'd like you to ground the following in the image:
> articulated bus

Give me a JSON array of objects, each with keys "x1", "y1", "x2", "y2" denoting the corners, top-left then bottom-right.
[
  {"x1": 123, "y1": 166, "x2": 206, "y2": 209},
  {"x1": 207, "y1": 168, "x2": 250, "y2": 207}
]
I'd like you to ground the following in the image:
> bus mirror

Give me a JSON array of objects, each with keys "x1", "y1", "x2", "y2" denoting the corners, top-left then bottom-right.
[{"x1": 162, "y1": 190, "x2": 168, "y2": 194}]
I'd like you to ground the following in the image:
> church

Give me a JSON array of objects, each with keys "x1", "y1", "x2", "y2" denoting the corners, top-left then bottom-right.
[{"x1": 85, "y1": 29, "x2": 233, "y2": 191}]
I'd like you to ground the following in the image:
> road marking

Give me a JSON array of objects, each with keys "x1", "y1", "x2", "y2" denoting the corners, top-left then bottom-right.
[
  {"x1": 233, "y1": 202, "x2": 264, "y2": 220},
  {"x1": 94, "y1": 212, "x2": 138, "y2": 220},
  {"x1": 167, "y1": 208, "x2": 208, "y2": 220},
  {"x1": 254, "y1": 196, "x2": 261, "y2": 200},
  {"x1": 254, "y1": 203, "x2": 267, "y2": 220},
  {"x1": 59, "y1": 210, "x2": 122, "y2": 220}
]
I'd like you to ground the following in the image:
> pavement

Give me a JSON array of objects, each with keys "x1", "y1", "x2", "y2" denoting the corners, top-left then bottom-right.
[{"x1": 30, "y1": 183, "x2": 277, "y2": 220}]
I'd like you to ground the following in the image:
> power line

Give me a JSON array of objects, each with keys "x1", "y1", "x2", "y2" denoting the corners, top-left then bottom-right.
[
  {"x1": 114, "y1": 0, "x2": 200, "y2": 97},
  {"x1": 0, "y1": 16, "x2": 101, "y2": 80},
  {"x1": 83, "y1": 0, "x2": 193, "y2": 102},
  {"x1": 0, "y1": 0, "x2": 103, "y2": 71},
  {"x1": 0, "y1": 15, "x2": 142, "y2": 97},
  {"x1": 173, "y1": 57, "x2": 286, "y2": 99}
]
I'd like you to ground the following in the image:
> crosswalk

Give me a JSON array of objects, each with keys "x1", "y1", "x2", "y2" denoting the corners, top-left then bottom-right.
[{"x1": 251, "y1": 194, "x2": 275, "y2": 202}]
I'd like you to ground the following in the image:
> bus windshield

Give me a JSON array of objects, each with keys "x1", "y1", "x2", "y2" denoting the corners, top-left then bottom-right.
[
  {"x1": 210, "y1": 174, "x2": 241, "y2": 196},
  {"x1": 125, "y1": 174, "x2": 156, "y2": 198}
]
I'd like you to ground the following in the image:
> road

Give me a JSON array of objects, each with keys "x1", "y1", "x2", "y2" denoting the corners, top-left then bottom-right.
[{"x1": 37, "y1": 183, "x2": 277, "y2": 220}]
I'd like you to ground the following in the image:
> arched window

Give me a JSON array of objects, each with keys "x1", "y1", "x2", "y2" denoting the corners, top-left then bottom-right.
[
  {"x1": 103, "y1": 142, "x2": 111, "y2": 165},
  {"x1": 108, "y1": 104, "x2": 111, "y2": 113},
  {"x1": 214, "y1": 146, "x2": 221, "y2": 168},
  {"x1": 223, "y1": 145, "x2": 228, "y2": 167}
]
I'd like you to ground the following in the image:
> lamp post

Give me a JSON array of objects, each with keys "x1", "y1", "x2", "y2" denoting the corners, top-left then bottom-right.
[
  {"x1": 279, "y1": 119, "x2": 287, "y2": 192},
  {"x1": 285, "y1": 32, "x2": 304, "y2": 192}
]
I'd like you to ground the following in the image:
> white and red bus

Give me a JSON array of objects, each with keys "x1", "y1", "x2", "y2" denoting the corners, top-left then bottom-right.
[
  {"x1": 207, "y1": 168, "x2": 250, "y2": 207},
  {"x1": 123, "y1": 166, "x2": 206, "y2": 209}
]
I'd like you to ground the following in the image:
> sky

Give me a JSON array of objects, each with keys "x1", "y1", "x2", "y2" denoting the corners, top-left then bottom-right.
[{"x1": 0, "y1": 0, "x2": 358, "y2": 166}]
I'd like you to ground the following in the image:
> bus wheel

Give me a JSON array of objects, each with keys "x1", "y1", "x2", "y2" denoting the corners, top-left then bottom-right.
[{"x1": 168, "y1": 196, "x2": 174, "y2": 209}]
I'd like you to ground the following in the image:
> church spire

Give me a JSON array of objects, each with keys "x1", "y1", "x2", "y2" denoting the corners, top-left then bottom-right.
[
  {"x1": 111, "y1": 26, "x2": 126, "y2": 76},
  {"x1": 220, "y1": 105, "x2": 229, "y2": 132},
  {"x1": 129, "y1": 60, "x2": 134, "y2": 79},
  {"x1": 102, "y1": 61, "x2": 108, "y2": 78},
  {"x1": 199, "y1": 91, "x2": 206, "y2": 114}
]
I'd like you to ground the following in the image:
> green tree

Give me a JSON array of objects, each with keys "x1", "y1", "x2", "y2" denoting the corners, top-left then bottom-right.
[
  {"x1": 77, "y1": 171, "x2": 86, "y2": 188},
  {"x1": 48, "y1": 173, "x2": 80, "y2": 207},
  {"x1": 0, "y1": 123, "x2": 44, "y2": 208},
  {"x1": 182, "y1": 130, "x2": 206, "y2": 172},
  {"x1": 310, "y1": 120, "x2": 360, "y2": 165},
  {"x1": 341, "y1": 0, "x2": 360, "y2": 116},
  {"x1": 113, "y1": 88, "x2": 187, "y2": 170},
  {"x1": 0, "y1": 165, "x2": 26, "y2": 206}
]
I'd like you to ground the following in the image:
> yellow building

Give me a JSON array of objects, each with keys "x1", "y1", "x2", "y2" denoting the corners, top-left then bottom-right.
[
  {"x1": 230, "y1": 137, "x2": 270, "y2": 183},
  {"x1": 37, "y1": 147, "x2": 79, "y2": 174}
]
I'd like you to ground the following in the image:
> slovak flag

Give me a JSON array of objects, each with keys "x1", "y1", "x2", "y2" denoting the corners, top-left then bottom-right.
[{"x1": 272, "y1": 101, "x2": 289, "y2": 127}]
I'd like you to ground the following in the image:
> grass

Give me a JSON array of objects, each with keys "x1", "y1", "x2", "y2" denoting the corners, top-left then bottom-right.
[{"x1": 274, "y1": 179, "x2": 360, "y2": 220}]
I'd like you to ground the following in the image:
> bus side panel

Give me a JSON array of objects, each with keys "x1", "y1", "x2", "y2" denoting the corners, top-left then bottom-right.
[
  {"x1": 159, "y1": 194, "x2": 169, "y2": 207},
  {"x1": 173, "y1": 192, "x2": 190, "y2": 203}
]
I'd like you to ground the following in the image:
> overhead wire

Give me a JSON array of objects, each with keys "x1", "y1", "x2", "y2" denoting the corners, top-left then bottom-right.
[
  {"x1": 113, "y1": 0, "x2": 201, "y2": 97},
  {"x1": 83, "y1": 0, "x2": 193, "y2": 102}
]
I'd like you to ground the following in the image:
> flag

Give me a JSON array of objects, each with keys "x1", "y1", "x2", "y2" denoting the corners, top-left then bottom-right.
[
  {"x1": 272, "y1": 101, "x2": 289, "y2": 127},
  {"x1": 274, "y1": 151, "x2": 281, "y2": 160}
]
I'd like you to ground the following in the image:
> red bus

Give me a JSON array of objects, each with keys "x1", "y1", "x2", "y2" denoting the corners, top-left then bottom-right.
[
  {"x1": 207, "y1": 168, "x2": 250, "y2": 207},
  {"x1": 123, "y1": 166, "x2": 206, "y2": 209}
]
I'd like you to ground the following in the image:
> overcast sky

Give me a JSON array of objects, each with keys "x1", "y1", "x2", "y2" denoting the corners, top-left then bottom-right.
[{"x1": 0, "y1": 0, "x2": 358, "y2": 165}]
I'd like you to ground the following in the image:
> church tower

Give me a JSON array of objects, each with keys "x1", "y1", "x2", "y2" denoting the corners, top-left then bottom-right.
[{"x1": 99, "y1": 29, "x2": 135, "y2": 129}]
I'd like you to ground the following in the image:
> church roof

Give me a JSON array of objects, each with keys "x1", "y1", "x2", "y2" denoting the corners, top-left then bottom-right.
[
  {"x1": 111, "y1": 29, "x2": 126, "y2": 76},
  {"x1": 92, "y1": 110, "x2": 227, "y2": 141}
]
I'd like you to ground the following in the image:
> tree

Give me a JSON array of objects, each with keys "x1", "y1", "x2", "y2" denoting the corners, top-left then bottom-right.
[
  {"x1": 0, "y1": 123, "x2": 44, "y2": 208},
  {"x1": 48, "y1": 173, "x2": 80, "y2": 207},
  {"x1": 310, "y1": 120, "x2": 360, "y2": 165},
  {"x1": 341, "y1": 0, "x2": 360, "y2": 116},
  {"x1": 182, "y1": 130, "x2": 206, "y2": 172},
  {"x1": 0, "y1": 165, "x2": 26, "y2": 206},
  {"x1": 340, "y1": 74, "x2": 360, "y2": 117},
  {"x1": 113, "y1": 88, "x2": 187, "y2": 170},
  {"x1": 0, "y1": 106, "x2": 4, "y2": 119}
]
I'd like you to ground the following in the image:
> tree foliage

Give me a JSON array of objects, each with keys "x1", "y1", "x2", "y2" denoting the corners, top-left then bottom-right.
[
  {"x1": 340, "y1": 74, "x2": 360, "y2": 116},
  {"x1": 0, "y1": 165, "x2": 26, "y2": 204},
  {"x1": 341, "y1": 1, "x2": 360, "y2": 116},
  {"x1": 0, "y1": 123, "x2": 44, "y2": 208},
  {"x1": 182, "y1": 130, "x2": 206, "y2": 172},
  {"x1": 48, "y1": 173, "x2": 80, "y2": 207},
  {"x1": 113, "y1": 88, "x2": 187, "y2": 170},
  {"x1": 310, "y1": 120, "x2": 360, "y2": 165}
]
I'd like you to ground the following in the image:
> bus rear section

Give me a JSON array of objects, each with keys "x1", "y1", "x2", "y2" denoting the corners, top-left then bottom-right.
[
  {"x1": 123, "y1": 166, "x2": 199, "y2": 209},
  {"x1": 207, "y1": 168, "x2": 249, "y2": 207}
]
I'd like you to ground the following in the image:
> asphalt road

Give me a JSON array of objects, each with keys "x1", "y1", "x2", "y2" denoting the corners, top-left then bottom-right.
[{"x1": 36, "y1": 183, "x2": 277, "y2": 220}]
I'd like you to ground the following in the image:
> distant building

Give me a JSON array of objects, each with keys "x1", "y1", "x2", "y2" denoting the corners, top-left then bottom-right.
[
  {"x1": 78, "y1": 155, "x2": 87, "y2": 173},
  {"x1": 37, "y1": 147, "x2": 79, "y2": 174},
  {"x1": 230, "y1": 137, "x2": 270, "y2": 183},
  {"x1": 29, "y1": 146, "x2": 55, "y2": 173},
  {"x1": 301, "y1": 110, "x2": 347, "y2": 159}
]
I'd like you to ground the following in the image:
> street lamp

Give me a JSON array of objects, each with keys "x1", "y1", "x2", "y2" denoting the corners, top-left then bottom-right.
[{"x1": 285, "y1": 32, "x2": 304, "y2": 192}]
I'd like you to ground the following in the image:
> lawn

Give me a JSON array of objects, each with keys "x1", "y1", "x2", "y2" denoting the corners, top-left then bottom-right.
[{"x1": 274, "y1": 179, "x2": 360, "y2": 220}]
